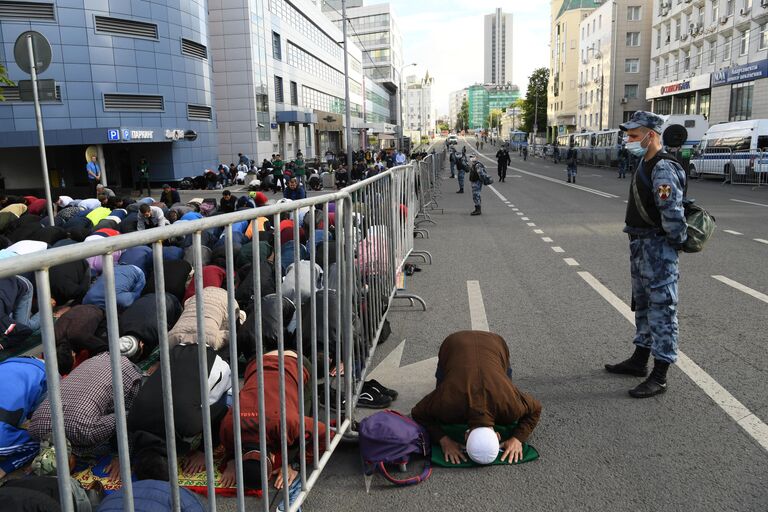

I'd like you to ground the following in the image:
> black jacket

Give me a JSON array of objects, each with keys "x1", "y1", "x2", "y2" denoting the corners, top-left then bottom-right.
[
  {"x1": 49, "y1": 259, "x2": 91, "y2": 305},
  {"x1": 119, "y1": 293, "x2": 182, "y2": 353}
]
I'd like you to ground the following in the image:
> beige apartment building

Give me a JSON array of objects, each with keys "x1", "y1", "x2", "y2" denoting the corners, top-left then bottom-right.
[
  {"x1": 577, "y1": 1, "x2": 653, "y2": 132},
  {"x1": 548, "y1": 0, "x2": 602, "y2": 142}
]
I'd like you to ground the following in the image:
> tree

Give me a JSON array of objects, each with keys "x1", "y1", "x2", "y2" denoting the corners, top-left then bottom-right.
[
  {"x1": 455, "y1": 98, "x2": 469, "y2": 132},
  {"x1": 0, "y1": 64, "x2": 15, "y2": 102},
  {"x1": 520, "y1": 67, "x2": 548, "y2": 136},
  {"x1": 438, "y1": 122, "x2": 450, "y2": 132},
  {"x1": 486, "y1": 109, "x2": 502, "y2": 133}
]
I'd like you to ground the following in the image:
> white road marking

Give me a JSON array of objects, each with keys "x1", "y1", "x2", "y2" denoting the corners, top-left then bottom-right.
[
  {"x1": 521, "y1": 217, "x2": 530, "y2": 220},
  {"x1": 541, "y1": 237, "x2": 553, "y2": 242},
  {"x1": 624, "y1": 200, "x2": 629, "y2": 204},
  {"x1": 467, "y1": 280, "x2": 489, "y2": 331},
  {"x1": 502, "y1": 165, "x2": 619, "y2": 198},
  {"x1": 487, "y1": 186, "x2": 508, "y2": 202},
  {"x1": 577, "y1": 271, "x2": 768, "y2": 453},
  {"x1": 731, "y1": 199, "x2": 768, "y2": 208},
  {"x1": 512, "y1": 208, "x2": 519, "y2": 211},
  {"x1": 552, "y1": 246, "x2": 565, "y2": 253},
  {"x1": 563, "y1": 258, "x2": 580, "y2": 266},
  {"x1": 723, "y1": 230, "x2": 743, "y2": 236},
  {"x1": 712, "y1": 275, "x2": 768, "y2": 304},
  {"x1": 508, "y1": 205, "x2": 515, "y2": 208},
  {"x1": 510, "y1": 175, "x2": 523, "y2": 178},
  {"x1": 527, "y1": 222, "x2": 536, "y2": 226},
  {"x1": 516, "y1": 212, "x2": 524, "y2": 216},
  {"x1": 533, "y1": 229, "x2": 544, "y2": 234},
  {"x1": 754, "y1": 239, "x2": 768, "y2": 245}
]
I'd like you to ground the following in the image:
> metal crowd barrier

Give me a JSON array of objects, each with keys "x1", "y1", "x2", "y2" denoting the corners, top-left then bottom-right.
[
  {"x1": 0, "y1": 160, "x2": 438, "y2": 512},
  {"x1": 728, "y1": 150, "x2": 767, "y2": 188}
]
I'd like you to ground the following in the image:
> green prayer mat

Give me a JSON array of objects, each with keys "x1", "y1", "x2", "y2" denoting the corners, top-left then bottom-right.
[{"x1": 430, "y1": 424, "x2": 539, "y2": 468}]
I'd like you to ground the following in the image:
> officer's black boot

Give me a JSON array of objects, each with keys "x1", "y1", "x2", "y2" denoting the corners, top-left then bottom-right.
[
  {"x1": 567, "y1": 177, "x2": 571, "y2": 183},
  {"x1": 605, "y1": 346, "x2": 650, "y2": 377},
  {"x1": 470, "y1": 206, "x2": 481, "y2": 216},
  {"x1": 456, "y1": 188, "x2": 464, "y2": 194},
  {"x1": 629, "y1": 360, "x2": 669, "y2": 398}
]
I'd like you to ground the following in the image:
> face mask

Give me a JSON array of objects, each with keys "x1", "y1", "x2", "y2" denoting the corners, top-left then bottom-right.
[{"x1": 626, "y1": 133, "x2": 651, "y2": 157}]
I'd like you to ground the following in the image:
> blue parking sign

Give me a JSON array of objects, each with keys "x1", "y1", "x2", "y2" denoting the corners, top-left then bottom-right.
[
  {"x1": 108, "y1": 129, "x2": 119, "y2": 141},
  {"x1": 122, "y1": 129, "x2": 132, "y2": 141}
]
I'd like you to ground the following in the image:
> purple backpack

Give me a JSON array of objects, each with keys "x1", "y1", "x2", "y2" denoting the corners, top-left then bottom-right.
[{"x1": 358, "y1": 410, "x2": 432, "y2": 489}]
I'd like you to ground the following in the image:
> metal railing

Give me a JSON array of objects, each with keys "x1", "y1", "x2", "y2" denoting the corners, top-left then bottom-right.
[
  {"x1": 0, "y1": 160, "x2": 439, "y2": 512},
  {"x1": 691, "y1": 148, "x2": 767, "y2": 188}
]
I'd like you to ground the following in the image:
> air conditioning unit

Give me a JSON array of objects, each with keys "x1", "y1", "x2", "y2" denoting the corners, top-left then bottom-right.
[
  {"x1": 719, "y1": 15, "x2": 729, "y2": 24},
  {"x1": 740, "y1": 7, "x2": 751, "y2": 16},
  {"x1": 620, "y1": 97, "x2": 628, "y2": 104}
]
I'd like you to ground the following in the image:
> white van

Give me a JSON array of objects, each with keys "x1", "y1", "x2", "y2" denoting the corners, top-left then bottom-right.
[
  {"x1": 660, "y1": 115, "x2": 708, "y2": 149},
  {"x1": 689, "y1": 119, "x2": 768, "y2": 178}
]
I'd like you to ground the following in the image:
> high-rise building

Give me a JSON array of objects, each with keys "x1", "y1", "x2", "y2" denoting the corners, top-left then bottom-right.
[
  {"x1": 467, "y1": 83, "x2": 521, "y2": 130},
  {"x1": 484, "y1": 8, "x2": 514, "y2": 85},
  {"x1": 449, "y1": 89, "x2": 468, "y2": 130},
  {"x1": 576, "y1": 0, "x2": 653, "y2": 132},
  {"x1": 647, "y1": 0, "x2": 768, "y2": 124},
  {"x1": 547, "y1": 0, "x2": 602, "y2": 142},
  {"x1": 0, "y1": 0, "x2": 218, "y2": 189},
  {"x1": 405, "y1": 71, "x2": 435, "y2": 139},
  {"x1": 210, "y1": 0, "x2": 366, "y2": 162}
]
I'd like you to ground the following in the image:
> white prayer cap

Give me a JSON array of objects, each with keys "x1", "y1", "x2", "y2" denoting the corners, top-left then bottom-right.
[{"x1": 466, "y1": 427, "x2": 499, "y2": 465}]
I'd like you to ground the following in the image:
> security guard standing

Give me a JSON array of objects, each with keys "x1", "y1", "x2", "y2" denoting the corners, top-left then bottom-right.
[
  {"x1": 468, "y1": 155, "x2": 488, "y2": 216},
  {"x1": 605, "y1": 112, "x2": 687, "y2": 398},
  {"x1": 456, "y1": 150, "x2": 468, "y2": 194}
]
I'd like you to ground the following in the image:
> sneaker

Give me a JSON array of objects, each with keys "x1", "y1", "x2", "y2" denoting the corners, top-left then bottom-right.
[
  {"x1": 357, "y1": 385, "x2": 392, "y2": 409},
  {"x1": 628, "y1": 377, "x2": 667, "y2": 398},
  {"x1": 364, "y1": 379, "x2": 398, "y2": 401}
]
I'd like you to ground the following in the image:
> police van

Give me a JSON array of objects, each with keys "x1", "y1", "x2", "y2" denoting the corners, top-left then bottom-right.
[
  {"x1": 689, "y1": 120, "x2": 768, "y2": 179},
  {"x1": 660, "y1": 115, "x2": 708, "y2": 149}
]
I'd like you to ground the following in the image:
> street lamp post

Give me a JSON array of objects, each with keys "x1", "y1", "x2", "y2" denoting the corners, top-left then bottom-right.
[
  {"x1": 341, "y1": 0, "x2": 353, "y2": 171},
  {"x1": 398, "y1": 62, "x2": 417, "y2": 150}
]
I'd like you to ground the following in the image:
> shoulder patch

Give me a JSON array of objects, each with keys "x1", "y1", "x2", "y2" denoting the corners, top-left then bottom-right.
[{"x1": 657, "y1": 184, "x2": 671, "y2": 200}]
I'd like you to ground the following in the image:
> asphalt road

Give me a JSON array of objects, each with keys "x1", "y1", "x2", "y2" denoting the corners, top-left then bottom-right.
[{"x1": 301, "y1": 137, "x2": 768, "y2": 511}]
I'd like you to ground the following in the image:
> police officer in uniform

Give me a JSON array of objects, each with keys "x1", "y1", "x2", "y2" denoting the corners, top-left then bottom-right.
[
  {"x1": 468, "y1": 155, "x2": 489, "y2": 216},
  {"x1": 456, "y1": 150, "x2": 468, "y2": 194},
  {"x1": 605, "y1": 112, "x2": 687, "y2": 398}
]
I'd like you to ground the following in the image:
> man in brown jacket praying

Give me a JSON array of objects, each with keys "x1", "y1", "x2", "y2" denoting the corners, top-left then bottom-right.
[{"x1": 411, "y1": 331, "x2": 542, "y2": 465}]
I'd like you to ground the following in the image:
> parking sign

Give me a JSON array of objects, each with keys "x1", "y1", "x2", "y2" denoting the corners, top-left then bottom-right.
[
  {"x1": 108, "y1": 129, "x2": 119, "y2": 141},
  {"x1": 122, "y1": 129, "x2": 132, "y2": 141}
]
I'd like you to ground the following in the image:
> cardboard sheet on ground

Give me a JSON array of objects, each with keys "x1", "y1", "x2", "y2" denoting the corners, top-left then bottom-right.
[
  {"x1": 430, "y1": 424, "x2": 539, "y2": 468},
  {"x1": 72, "y1": 449, "x2": 261, "y2": 498}
]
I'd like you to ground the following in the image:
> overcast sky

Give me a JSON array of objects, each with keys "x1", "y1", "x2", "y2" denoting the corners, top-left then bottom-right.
[{"x1": 367, "y1": 0, "x2": 551, "y2": 116}]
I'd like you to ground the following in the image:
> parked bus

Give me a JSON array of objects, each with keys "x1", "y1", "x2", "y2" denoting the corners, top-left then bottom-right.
[
  {"x1": 591, "y1": 129, "x2": 624, "y2": 167},
  {"x1": 572, "y1": 132, "x2": 593, "y2": 164},
  {"x1": 689, "y1": 120, "x2": 768, "y2": 179},
  {"x1": 508, "y1": 130, "x2": 528, "y2": 151}
]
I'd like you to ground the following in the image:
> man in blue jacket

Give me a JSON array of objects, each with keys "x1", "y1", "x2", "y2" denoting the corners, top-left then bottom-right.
[
  {"x1": 283, "y1": 177, "x2": 307, "y2": 201},
  {"x1": 0, "y1": 357, "x2": 47, "y2": 480}
]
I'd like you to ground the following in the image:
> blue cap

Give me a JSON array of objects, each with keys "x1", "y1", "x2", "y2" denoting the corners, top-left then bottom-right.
[{"x1": 619, "y1": 111, "x2": 664, "y2": 134}]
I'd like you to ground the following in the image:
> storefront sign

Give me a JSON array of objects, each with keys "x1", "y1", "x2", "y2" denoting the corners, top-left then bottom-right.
[
  {"x1": 646, "y1": 74, "x2": 711, "y2": 99},
  {"x1": 127, "y1": 130, "x2": 154, "y2": 140},
  {"x1": 712, "y1": 59, "x2": 768, "y2": 87},
  {"x1": 165, "y1": 129, "x2": 184, "y2": 141},
  {"x1": 108, "y1": 129, "x2": 155, "y2": 142}
]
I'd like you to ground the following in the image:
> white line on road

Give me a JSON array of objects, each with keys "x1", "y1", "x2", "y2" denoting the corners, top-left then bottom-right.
[
  {"x1": 563, "y1": 258, "x2": 580, "y2": 266},
  {"x1": 516, "y1": 212, "x2": 524, "y2": 216},
  {"x1": 527, "y1": 222, "x2": 536, "y2": 227},
  {"x1": 466, "y1": 280, "x2": 489, "y2": 331},
  {"x1": 533, "y1": 229, "x2": 544, "y2": 234},
  {"x1": 512, "y1": 208, "x2": 519, "y2": 211},
  {"x1": 541, "y1": 237, "x2": 553, "y2": 242},
  {"x1": 731, "y1": 199, "x2": 768, "y2": 208},
  {"x1": 487, "y1": 186, "x2": 508, "y2": 202},
  {"x1": 753, "y1": 239, "x2": 768, "y2": 245},
  {"x1": 552, "y1": 246, "x2": 565, "y2": 253},
  {"x1": 723, "y1": 230, "x2": 743, "y2": 236},
  {"x1": 521, "y1": 217, "x2": 530, "y2": 220},
  {"x1": 712, "y1": 275, "x2": 768, "y2": 304},
  {"x1": 577, "y1": 271, "x2": 768, "y2": 453},
  {"x1": 508, "y1": 205, "x2": 515, "y2": 208},
  {"x1": 505, "y1": 165, "x2": 620, "y2": 198}
]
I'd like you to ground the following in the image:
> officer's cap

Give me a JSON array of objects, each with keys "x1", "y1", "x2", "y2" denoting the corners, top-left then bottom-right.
[{"x1": 619, "y1": 111, "x2": 664, "y2": 134}]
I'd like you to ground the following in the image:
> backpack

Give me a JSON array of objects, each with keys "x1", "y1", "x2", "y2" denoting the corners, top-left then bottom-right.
[
  {"x1": 482, "y1": 174, "x2": 493, "y2": 186},
  {"x1": 358, "y1": 410, "x2": 432, "y2": 488},
  {"x1": 632, "y1": 152, "x2": 716, "y2": 253},
  {"x1": 469, "y1": 167, "x2": 479, "y2": 182}
]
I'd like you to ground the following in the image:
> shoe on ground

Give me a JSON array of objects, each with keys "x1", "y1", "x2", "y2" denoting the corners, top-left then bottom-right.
[
  {"x1": 364, "y1": 379, "x2": 398, "y2": 400},
  {"x1": 628, "y1": 377, "x2": 667, "y2": 398},
  {"x1": 604, "y1": 358, "x2": 649, "y2": 377},
  {"x1": 456, "y1": 189, "x2": 464, "y2": 194},
  {"x1": 357, "y1": 386, "x2": 392, "y2": 409},
  {"x1": 470, "y1": 208, "x2": 481, "y2": 216}
]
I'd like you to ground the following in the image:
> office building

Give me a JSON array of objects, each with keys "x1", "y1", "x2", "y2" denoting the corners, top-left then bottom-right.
[
  {"x1": 467, "y1": 83, "x2": 521, "y2": 130},
  {"x1": 404, "y1": 71, "x2": 435, "y2": 140},
  {"x1": 577, "y1": 0, "x2": 653, "y2": 132},
  {"x1": 210, "y1": 0, "x2": 366, "y2": 162},
  {"x1": 449, "y1": 88, "x2": 468, "y2": 130},
  {"x1": 548, "y1": 0, "x2": 601, "y2": 141},
  {"x1": 484, "y1": 8, "x2": 514, "y2": 85},
  {"x1": 0, "y1": 0, "x2": 218, "y2": 190},
  {"x1": 647, "y1": 0, "x2": 768, "y2": 123}
]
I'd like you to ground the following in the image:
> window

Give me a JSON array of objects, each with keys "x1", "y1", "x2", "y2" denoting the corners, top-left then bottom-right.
[
  {"x1": 625, "y1": 58, "x2": 639, "y2": 73},
  {"x1": 627, "y1": 6, "x2": 641, "y2": 21},
  {"x1": 709, "y1": 41, "x2": 717, "y2": 64},
  {"x1": 624, "y1": 84, "x2": 639, "y2": 99},
  {"x1": 712, "y1": 2, "x2": 719, "y2": 23},
  {"x1": 272, "y1": 32, "x2": 281, "y2": 60},
  {"x1": 683, "y1": 50, "x2": 690, "y2": 71},
  {"x1": 723, "y1": 35, "x2": 732, "y2": 61},
  {"x1": 694, "y1": 45, "x2": 703, "y2": 68},
  {"x1": 729, "y1": 81, "x2": 754, "y2": 121},
  {"x1": 675, "y1": 18, "x2": 681, "y2": 40},
  {"x1": 655, "y1": 62, "x2": 660, "y2": 79},
  {"x1": 761, "y1": 23, "x2": 768, "y2": 51},
  {"x1": 664, "y1": 58, "x2": 669, "y2": 76},
  {"x1": 726, "y1": 0, "x2": 735, "y2": 16},
  {"x1": 627, "y1": 32, "x2": 640, "y2": 46},
  {"x1": 290, "y1": 81, "x2": 298, "y2": 106},
  {"x1": 656, "y1": 28, "x2": 661, "y2": 49},
  {"x1": 274, "y1": 75, "x2": 284, "y2": 103},
  {"x1": 740, "y1": 30, "x2": 750, "y2": 55}
]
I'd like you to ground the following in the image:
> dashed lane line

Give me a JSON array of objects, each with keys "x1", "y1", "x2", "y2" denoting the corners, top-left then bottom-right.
[
  {"x1": 516, "y1": 212, "x2": 524, "y2": 216},
  {"x1": 552, "y1": 246, "x2": 565, "y2": 253},
  {"x1": 521, "y1": 217, "x2": 530, "y2": 220},
  {"x1": 527, "y1": 222, "x2": 536, "y2": 227},
  {"x1": 723, "y1": 230, "x2": 743, "y2": 236},
  {"x1": 755, "y1": 239, "x2": 768, "y2": 245},
  {"x1": 541, "y1": 237, "x2": 553, "y2": 243},
  {"x1": 578, "y1": 271, "x2": 768, "y2": 453},
  {"x1": 533, "y1": 229, "x2": 544, "y2": 234},
  {"x1": 731, "y1": 199, "x2": 768, "y2": 208},
  {"x1": 466, "y1": 280, "x2": 490, "y2": 331},
  {"x1": 563, "y1": 258, "x2": 580, "y2": 266},
  {"x1": 712, "y1": 275, "x2": 768, "y2": 304}
]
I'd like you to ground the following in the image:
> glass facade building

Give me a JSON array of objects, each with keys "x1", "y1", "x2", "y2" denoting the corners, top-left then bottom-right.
[
  {"x1": 0, "y1": 0, "x2": 218, "y2": 190},
  {"x1": 467, "y1": 83, "x2": 521, "y2": 130}
]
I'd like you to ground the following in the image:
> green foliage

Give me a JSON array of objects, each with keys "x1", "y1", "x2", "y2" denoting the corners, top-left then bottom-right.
[
  {"x1": 455, "y1": 98, "x2": 469, "y2": 132},
  {"x1": 0, "y1": 63, "x2": 15, "y2": 102},
  {"x1": 520, "y1": 67, "x2": 548, "y2": 135}
]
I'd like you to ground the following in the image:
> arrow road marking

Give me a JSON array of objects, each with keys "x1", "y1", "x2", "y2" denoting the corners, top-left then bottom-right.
[
  {"x1": 712, "y1": 275, "x2": 768, "y2": 304},
  {"x1": 467, "y1": 280, "x2": 489, "y2": 331},
  {"x1": 578, "y1": 270, "x2": 768, "y2": 453}
]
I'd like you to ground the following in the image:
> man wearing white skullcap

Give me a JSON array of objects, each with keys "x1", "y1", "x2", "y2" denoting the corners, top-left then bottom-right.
[{"x1": 412, "y1": 331, "x2": 542, "y2": 465}]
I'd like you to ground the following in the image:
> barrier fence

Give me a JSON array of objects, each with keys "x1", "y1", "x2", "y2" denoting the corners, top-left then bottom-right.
[
  {"x1": 690, "y1": 148, "x2": 767, "y2": 188},
  {"x1": 0, "y1": 152, "x2": 443, "y2": 512}
]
